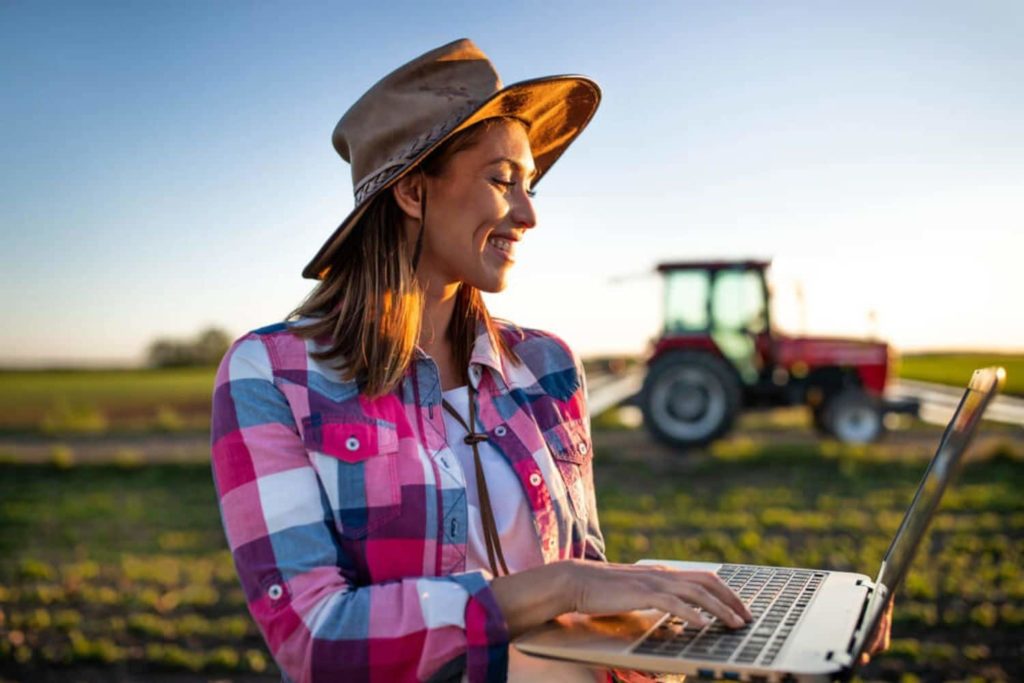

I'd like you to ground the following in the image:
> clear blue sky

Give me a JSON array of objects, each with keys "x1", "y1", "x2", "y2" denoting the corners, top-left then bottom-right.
[{"x1": 2, "y1": 1, "x2": 1022, "y2": 365}]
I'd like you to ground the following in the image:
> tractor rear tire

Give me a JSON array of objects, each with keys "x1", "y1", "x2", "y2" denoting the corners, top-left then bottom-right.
[
  {"x1": 821, "y1": 389, "x2": 884, "y2": 443},
  {"x1": 641, "y1": 352, "x2": 742, "y2": 449}
]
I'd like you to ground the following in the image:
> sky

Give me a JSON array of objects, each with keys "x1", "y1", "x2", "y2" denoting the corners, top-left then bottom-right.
[{"x1": 2, "y1": 1, "x2": 1022, "y2": 366}]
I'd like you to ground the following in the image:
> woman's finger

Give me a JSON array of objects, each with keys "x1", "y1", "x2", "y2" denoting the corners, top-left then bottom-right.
[
  {"x1": 650, "y1": 594, "x2": 709, "y2": 628},
  {"x1": 673, "y1": 583, "x2": 747, "y2": 627},
  {"x1": 676, "y1": 571, "x2": 753, "y2": 621}
]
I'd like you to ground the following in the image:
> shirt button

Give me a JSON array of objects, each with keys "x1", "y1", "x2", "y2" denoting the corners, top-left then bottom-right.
[
  {"x1": 267, "y1": 584, "x2": 284, "y2": 601},
  {"x1": 345, "y1": 436, "x2": 360, "y2": 451},
  {"x1": 494, "y1": 425, "x2": 507, "y2": 437},
  {"x1": 529, "y1": 472, "x2": 542, "y2": 487},
  {"x1": 577, "y1": 441, "x2": 589, "y2": 455},
  {"x1": 547, "y1": 538, "x2": 556, "y2": 550}
]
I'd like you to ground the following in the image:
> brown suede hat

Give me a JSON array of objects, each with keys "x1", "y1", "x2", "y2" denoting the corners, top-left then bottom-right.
[{"x1": 302, "y1": 38, "x2": 601, "y2": 280}]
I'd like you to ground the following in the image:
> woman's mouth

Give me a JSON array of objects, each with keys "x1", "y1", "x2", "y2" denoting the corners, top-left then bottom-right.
[{"x1": 487, "y1": 235, "x2": 516, "y2": 261}]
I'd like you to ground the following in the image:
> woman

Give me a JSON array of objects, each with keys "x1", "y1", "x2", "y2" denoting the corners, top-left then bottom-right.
[{"x1": 211, "y1": 39, "x2": 885, "y2": 682}]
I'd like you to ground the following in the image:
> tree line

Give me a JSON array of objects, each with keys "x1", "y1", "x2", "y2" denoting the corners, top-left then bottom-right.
[{"x1": 147, "y1": 328, "x2": 231, "y2": 368}]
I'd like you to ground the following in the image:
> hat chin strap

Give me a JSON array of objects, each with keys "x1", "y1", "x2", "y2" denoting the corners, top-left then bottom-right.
[{"x1": 411, "y1": 168, "x2": 427, "y2": 272}]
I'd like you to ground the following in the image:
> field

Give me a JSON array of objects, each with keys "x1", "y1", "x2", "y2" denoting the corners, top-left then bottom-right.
[
  {"x1": 897, "y1": 353, "x2": 1024, "y2": 397},
  {"x1": 0, "y1": 369, "x2": 215, "y2": 435},
  {"x1": 1, "y1": 413, "x2": 1022, "y2": 682},
  {"x1": 1, "y1": 356, "x2": 1021, "y2": 681},
  {"x1": 1, "y1": 352, "x2": 1019, "y2": 437}
]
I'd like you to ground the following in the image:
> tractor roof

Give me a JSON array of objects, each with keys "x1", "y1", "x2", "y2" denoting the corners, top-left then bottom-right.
[{"x1": 656, "y1": 259, "x2": 771, "y2": 273}]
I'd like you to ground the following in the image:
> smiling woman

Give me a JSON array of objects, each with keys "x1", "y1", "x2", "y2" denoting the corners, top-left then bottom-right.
[{"x1": 209, "y1": 38, "x2": 752, "y2": 683}]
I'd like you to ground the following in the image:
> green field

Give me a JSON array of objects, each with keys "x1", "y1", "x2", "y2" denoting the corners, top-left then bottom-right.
[
  {"x1": 1, "y1": 352, "x2": 1020, "y2": 436},
  {"x1": 1, "y1": 429, "x2": 1021, "y2": 682},
  {"x1": 0, "y1": 369, "x2": 216, "y2": 434},
  {"x1": 898, "y1": 353, "x2": 1024, "y2": 396}
]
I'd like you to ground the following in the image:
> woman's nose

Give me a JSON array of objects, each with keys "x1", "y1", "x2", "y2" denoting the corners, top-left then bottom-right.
[{"x1": 511, "y1": 189, "x2": 537, "y2": 230}]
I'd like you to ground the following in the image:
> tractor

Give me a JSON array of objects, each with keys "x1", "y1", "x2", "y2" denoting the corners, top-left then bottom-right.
[{"x1": 640, "y1": 259, "x2": 918, "y2": 448}]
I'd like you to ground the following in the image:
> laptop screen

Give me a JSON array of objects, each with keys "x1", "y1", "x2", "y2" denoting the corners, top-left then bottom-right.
[
  {"x1": 855, "y1": 367, "x2": 1004, "y2": 660},
  {"x1": 876, "y1": 367, "x2": 1003, "y2": 593}
]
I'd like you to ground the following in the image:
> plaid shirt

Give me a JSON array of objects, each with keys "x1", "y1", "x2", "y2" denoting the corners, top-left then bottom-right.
[{"x1": 211, "y1": 320, "x2": 606, "y2": 682}]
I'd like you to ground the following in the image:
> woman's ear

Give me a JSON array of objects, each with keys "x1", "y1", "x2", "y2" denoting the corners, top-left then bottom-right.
[{"x1": 392, "y1": 173, "x2": 424, "y2": 221}]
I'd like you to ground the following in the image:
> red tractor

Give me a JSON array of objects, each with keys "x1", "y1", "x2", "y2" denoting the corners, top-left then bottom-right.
[{"x1": 640, "y1": 260, "x2": 918, "y2": 448}]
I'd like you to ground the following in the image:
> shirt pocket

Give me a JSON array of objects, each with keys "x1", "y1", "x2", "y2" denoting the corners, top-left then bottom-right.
[
  {"x1": 542, "y1": 418, "x2": 592, "y2": 520},
  {"x1": 302, "y1": 412, "x2": 402, "y2": 540}
]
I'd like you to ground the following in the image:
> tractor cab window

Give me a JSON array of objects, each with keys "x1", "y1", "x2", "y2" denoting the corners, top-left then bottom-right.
[
  {"x1": 711, "y1": 269, "x2": 767, "y2": 334},
  {"x1": 664, "y1": 270, "x2": 710, "y2": 332}
]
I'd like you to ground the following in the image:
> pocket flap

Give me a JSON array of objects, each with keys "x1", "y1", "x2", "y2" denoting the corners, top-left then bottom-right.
[
  {"x1": 303, "y1": 414, "x2": 399, "y2": 462},
  {"x1": 543, "y1": 418, "x2": 591, "y2": 465}
]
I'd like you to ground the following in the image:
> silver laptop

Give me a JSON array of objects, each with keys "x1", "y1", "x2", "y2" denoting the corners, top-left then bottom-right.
[{"x1": 516, "y1": 367, "x2": 1005, "y2": 682}]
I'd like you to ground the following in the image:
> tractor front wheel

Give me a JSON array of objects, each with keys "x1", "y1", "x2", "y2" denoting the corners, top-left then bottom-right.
[
  {"x1": 641, "y1": 352, "x2": 741, "y2": 449},
  {"x1": 821, "y1": 389, "x2": 884, "y2": 443}
]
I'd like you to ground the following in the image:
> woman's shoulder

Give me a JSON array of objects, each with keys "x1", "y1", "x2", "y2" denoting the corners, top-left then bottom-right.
[
  {"x1": 494, "y1": 320, "x2": 581, "y2": 363},
  {"x1": 216, "y1": 319, "x2": 332, "y2": 379},
  {"x1": 492, "y1": 320, "x2": 584, "y2": 399}
]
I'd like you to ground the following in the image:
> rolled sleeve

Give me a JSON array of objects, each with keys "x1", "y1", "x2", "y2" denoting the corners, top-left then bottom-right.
[{"x1": 211, "y1": 333, "x2": 510, "y2": 682}]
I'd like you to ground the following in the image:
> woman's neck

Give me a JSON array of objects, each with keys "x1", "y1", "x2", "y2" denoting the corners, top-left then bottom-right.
[{"x1": 419, "y1": 278, "x2": 462, "y2": 388}]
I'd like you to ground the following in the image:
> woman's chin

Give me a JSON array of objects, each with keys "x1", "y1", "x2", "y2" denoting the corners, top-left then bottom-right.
[
  {"x1": 475, "y1": 280, "x2": 508, "y2": 294},
  {"x1": 463, "y1": 261, "x2": 513, "y2": 293}
]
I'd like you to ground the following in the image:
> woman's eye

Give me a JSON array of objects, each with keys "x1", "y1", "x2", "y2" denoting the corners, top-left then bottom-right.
[{"x1": 492, "y1": 178, "x2": 536, "y2": 198}]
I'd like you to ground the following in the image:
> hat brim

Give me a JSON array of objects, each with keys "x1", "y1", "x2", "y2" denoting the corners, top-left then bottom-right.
[{"x1": 302, "y1": 75, "x2": 601, "y2": 280}]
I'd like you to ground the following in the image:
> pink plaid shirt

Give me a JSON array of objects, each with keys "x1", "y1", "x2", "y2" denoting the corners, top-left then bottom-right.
[{"x1": 211, "y1": 319, "x2": 606, "y2": 682}]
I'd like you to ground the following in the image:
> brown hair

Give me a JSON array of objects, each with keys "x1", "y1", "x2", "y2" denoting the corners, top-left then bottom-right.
[{"x1": 288, "y1": 118, "x2": 523, "y2": 397}]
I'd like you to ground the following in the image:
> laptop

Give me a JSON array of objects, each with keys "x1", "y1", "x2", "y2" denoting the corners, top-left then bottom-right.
[{"x1": 515, "y1": 367, "x2": 1006, "y2": 682}]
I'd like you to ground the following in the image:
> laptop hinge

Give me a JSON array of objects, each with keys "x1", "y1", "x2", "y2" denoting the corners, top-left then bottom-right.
[
  {"x1": 844, "y1": 580, "x2": 878, "y2": 660},
  {"x1": 854, "y1": 578, "x2": 876, "y2": 591},
  {"x1": 825, "y1": 649, "x2": 855, "y2": 668}
]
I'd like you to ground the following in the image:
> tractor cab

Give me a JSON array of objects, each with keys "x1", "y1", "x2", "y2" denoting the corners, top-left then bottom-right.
[
  {"x1": 659, "y1": 260, "x2": 773, "y2": 386},
  {"x1": 641, "y1": 259, "x2": 917, "y2": 449}
]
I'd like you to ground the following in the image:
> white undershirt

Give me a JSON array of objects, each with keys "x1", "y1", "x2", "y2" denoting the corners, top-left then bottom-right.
[{"x1": 441, "y1": 386, "x2": 602, "y2": 683}]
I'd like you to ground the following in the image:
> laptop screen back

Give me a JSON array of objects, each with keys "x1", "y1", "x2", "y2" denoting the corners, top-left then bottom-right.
[
  {"x1": 855, "y1": 367, "x2": 1004, "y2": 662},
  {"x1": 877, "y1": 367, "x2": 1003, "y2": 594}
]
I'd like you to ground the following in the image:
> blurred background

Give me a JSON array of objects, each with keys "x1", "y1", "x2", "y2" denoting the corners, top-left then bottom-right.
[{"x1": 1, "y1": 1, "x2": 1021, "y2": 681}]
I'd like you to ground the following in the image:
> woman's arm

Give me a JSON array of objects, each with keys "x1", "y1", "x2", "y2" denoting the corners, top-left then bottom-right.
[
  {"x1": 211, "y1": 333, "x2": 509, "y2": 682},
  {"x1": 490, "y1": 347, "x2": 751, "y2": 640}
]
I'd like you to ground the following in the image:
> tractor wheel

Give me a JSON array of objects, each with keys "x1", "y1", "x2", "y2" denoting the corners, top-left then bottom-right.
[
  {"x1": 641, "y1": 352, "x2": 742, "y2": 449},
  {"x1": 821, "y1": 389, "x2": 884, "y2": 443}
]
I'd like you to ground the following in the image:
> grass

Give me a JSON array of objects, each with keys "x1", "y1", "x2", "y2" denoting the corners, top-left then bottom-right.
[
  {"x1": 0, "y1": 459, "x2": 274, "y2": 680},
  {"x1": 898, "y1": 352, "x2": 1024, "y2": 396},
  {"x1": 1, "y1": 429, "x2": 1021, "y2": 681},
  {"x1": 0, "y1": 368, "x2": 216, "y2": 434}
]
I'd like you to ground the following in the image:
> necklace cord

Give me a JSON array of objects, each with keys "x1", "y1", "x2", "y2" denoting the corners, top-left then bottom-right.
[{"x1": 440, "y1": 385, "x2": 510, "y2": 577}]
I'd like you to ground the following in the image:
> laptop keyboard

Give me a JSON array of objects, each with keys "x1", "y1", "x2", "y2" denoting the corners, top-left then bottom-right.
[{"x1": 632, "y1": 564, "x2": 827, "y2": 665}]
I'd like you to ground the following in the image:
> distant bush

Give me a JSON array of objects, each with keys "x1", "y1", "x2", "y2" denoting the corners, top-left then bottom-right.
[{"x1": 147, "y1": 327, "x2": 231, "y2": 368}]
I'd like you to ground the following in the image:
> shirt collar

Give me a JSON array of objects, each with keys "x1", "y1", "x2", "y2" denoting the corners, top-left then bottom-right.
[{"x1": 468, "y1": 318, "x2": 507, "y2": 390}]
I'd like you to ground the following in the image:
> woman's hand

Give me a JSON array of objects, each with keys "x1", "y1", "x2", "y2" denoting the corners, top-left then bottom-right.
[
  {"x1": 858, "y1": 599, "x2": 893, "y2": 665},
  {"x1": 490, "y1": 559, "x2": 752, "y2": 638},
  {"x1": 567, "y1": 561, "x2": 753, "y2": 628}
]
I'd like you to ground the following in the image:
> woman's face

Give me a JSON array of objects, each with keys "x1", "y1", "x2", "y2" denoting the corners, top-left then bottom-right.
[{"x1": 414, "y1": 119, "x2": 538, "y2": 294}]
